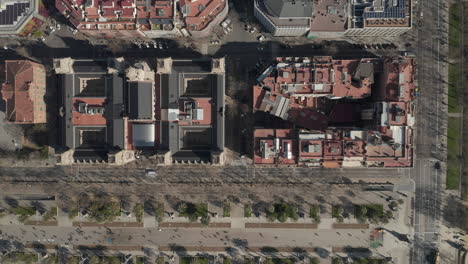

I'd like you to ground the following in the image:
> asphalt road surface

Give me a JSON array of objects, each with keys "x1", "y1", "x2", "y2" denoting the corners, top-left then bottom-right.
[
  {"x1": 409, "y1": 0, "x2": 449, "y2": 261},
  {"x1": 0, "y1": 8, "x2": 449, "y2": 263},
  {"x1": 0, "y1": 166, "x2": 404, "y2": 184}
]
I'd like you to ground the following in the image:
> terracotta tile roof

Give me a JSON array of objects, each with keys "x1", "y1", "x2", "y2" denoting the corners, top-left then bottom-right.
[
  {"x1": 177, "y1": 98, "x2": 213, "y2": 126},
  {"x1": 374, "y1": 57, "x2": 415, "y2": 102},
  {"x1": 252, "y1": 56, "x2": 416, "y2": 168},
  {"x1": 57, "y1": 0, "x2": 175, "y2": 33},
  {"x1": 254, "y1": 129, "x2": 298, "y2": 164},
  {"x1": 182, "y1": 0, "x2": 226, "y2": 30},
  {"x1": 72, "y1": 98, "x2": 107, "y2": 126},
  {"x1": 1, "y1": 60, "x2": 46, "y2": 124}
]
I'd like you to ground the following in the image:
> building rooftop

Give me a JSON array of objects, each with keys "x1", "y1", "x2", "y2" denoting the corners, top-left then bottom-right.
[
  {"x1": 255, "y1": 0, "x2": 412, "y2": 36},
  {"x1": 254, "y1": 129, "x2": 298, "y2": 165},
  {"x1": 254, "y1": 57, "x2": 377, "y2": 129},
  {"x1": 180, "y1": 0, "x2": 227, "y2": 31},
  {"x1": 350, "y1": 0, "x2": 411, "y2": 29},
  {"x1": 374, "y1": 57, "x2": 415, "y2": 102},
  {"x1": 155, "y1": 58, "x2": 225, "y2": 163},
  {"x1": 0, "y1": 1, "x2": 30, "y2": 26},
  {"x1": 56, "y1": 0, "x2": 174, "y2": 33},
  {"x1": 1, "y1": 60, "x2": 46, "y2": 124},
  {"x1": 0, "y1": 0, "x2": 42, "y2": 36},
  {"x1": 253, "y1": 56, "x2": 416, "y2": 168},
  {"x1": 128, "y1": 81, "x2": 154, "y2": 120},
  {"x1": 255, "y1": 0, "x2": 311, "y2": 27},
  {"x1": 254, "y1": 127, "x2": 413, "y2": 167},
  {"x1": 57, "y1": 0, "x2": 227, "y2": 34},
  {"x1": 310, "y1": 0, "x2": 347, "y2": 32},
  {"x1": 56, "y1": 58, "x2": 126, "y2": 161},
  {"x1": 262, "y1": 0, "x2": 312, "y2": 18}
]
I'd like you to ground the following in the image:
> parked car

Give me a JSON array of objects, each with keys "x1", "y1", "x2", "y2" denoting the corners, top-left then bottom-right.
[{"x1": 145, "y1": 169, "x2": 157, "y2": 177}]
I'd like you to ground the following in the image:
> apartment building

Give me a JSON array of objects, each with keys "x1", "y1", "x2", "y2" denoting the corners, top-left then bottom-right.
[{"x1": 253, "y1": 56, "x2": 416, "y2": 168}]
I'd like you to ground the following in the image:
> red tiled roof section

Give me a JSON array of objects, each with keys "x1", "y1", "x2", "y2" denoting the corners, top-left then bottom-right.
[
  {"x1": 375, "y1": 58, "x2": 415, "y2": 102},
  {"x1": 136, "y1": 0, "x2": 173, "y2": 24},
  {"x1": 181, "y1": 0, "x2": 226, "y2": 31},
  {"x1": 253, "y1": 129, "x2": 298, "y2": 165},
  {"x1": 57, "y1": 0, "x2": 139, "y2": 29},
  {"x1": 344, "y1": 140, "x2": 365, "y2": 157},
  {"x1": 324, "y1": 140, "x2": 343, "y2": 157},
  {"x1": 332, "y1": 60, "x2": 372, "y2": 98},
  {"x1": 1, "y1": 60, "x2": 46, "y2": 124},
  {"x1": 178, "y1": 98, "x2": 212, "y2": 126},
  {"x1": 72, "y1": 98, "x2": 107, "y2": 125},
  {"x1": 56, "y1": 0, "x2": 84, "y2": 26}
]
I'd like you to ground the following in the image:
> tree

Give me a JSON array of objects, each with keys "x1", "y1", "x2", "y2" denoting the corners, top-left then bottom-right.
[
  {"x1": 332, "y1": 257, "x2": 344, "y2": 264},
  {"x1": 177, "y1": 202, "x2": 209, "y2": 224},
  {"x1": 88, "y1": 200, "x2": 120, "y2": 223},
  {"x1": 266, "y1": 204, "x2": 299, "y2": 222},
  {"x1": 177, "y1": 202, "x2": 188, "y2": 213},
  {"x1": 133, "y1": 203, "x2": 144, "y2": 222},
  {"x1": 355, "y1": 205, "x2": 368, "y2": 223},
  {"x1": 389, "y1": 201, "x2": 399, "y2": 211},
  {"x1": 310, "y1": 257, "x2": 320, "y2": 264},
  {"x1": 354, "y1": 258, "x2": 369, "y2": 264},
  {"x1": 310, "y1": 205, "x2": 321, "y2": 223},
  {"x1": 43, "y1": 207, "x2": 57, "y2": 222},
  {"x1": 365, "y1": 204, "x2": 385, "y2": 223},
  {"x1": 200, "y1": 215, "x2": 211, "y2": 225},
  {"x1": 244, "y1": 204, "x2": 252, "y2": 217},
  {"x1": 223, "y1": 202, "x2": 231, "y2": 217},
  {"x1": 68, "y1": 207, "x2": 79, "y2": 219},
  {"x1": 332, "y1": 205, "x2": 344, "y2": 222},
  {"x1": 155, "y1": 203, "x2": 164, "y2": 222}
]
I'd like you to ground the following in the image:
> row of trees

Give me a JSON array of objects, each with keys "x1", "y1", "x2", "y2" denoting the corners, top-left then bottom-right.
[
  {"x1": 332, "y1": 203, "x2": 396, "y2": 224},
  {"x1": 6, "y1": 206, "x2": 57, "y2": 223},
  {"x1": 61, "y1": 197, "x2": 398, "y2": 224},
  {"x1": 177, "y1": 202, "x2": 210, "y2": 225}
]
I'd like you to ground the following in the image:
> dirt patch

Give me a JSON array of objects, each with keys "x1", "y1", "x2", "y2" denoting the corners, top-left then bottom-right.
[
  {"x1": 332, "y1": 223, "x2": 369, "y2": 229},
  {"x1": 24, "y1": 220, "x2": 58, "y2": 226},
  {"x1": 245, "y1": 223, "x2": 317, "y2": 229},
  {"x1": 72, "y1": 222, "x2": 144, "y2": 227},
  {"x1": 159, "y1": 222, "x2": 231, "y2": 228},
  {"x1": 76, "y1": 245, "x2": 144, "y2": 251}
]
